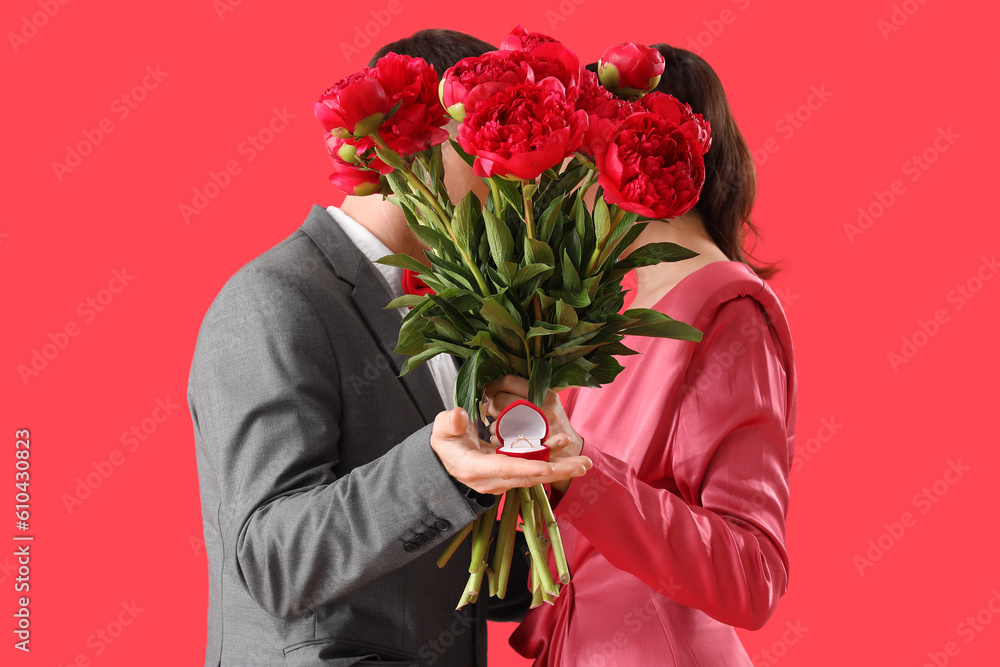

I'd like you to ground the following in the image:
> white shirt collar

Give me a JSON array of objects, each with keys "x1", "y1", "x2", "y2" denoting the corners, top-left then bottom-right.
[{"x1": 325, "y1": 205, "x2": 402, "y2": 300}]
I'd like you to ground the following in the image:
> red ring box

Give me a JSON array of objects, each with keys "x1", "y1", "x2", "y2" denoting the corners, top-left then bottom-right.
[{"x1": 495, "y1": 399, "x2": 550, "y2": 462}]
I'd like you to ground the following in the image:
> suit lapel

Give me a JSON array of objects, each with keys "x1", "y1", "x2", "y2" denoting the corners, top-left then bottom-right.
[{"x1": 299, "y1": 205, "x2": 445, "y2": 424}]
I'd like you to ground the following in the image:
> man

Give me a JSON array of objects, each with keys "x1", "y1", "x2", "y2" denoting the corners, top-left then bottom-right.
[{"x1": 187, "y1": 29, "x2": 592, "y2": 666}]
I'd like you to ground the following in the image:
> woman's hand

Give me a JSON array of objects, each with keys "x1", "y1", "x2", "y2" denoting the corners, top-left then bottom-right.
[{"x1": 482, "y1": 376, "x2": 586, "y2": 492}]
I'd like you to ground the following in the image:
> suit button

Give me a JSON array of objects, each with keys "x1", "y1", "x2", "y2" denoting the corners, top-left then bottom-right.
[
  {"x1": 403, "y1": 541, "x2": 419, "y2": 552},
  {"x1": 414, "y1": 533, "x2": 429, "y2": 546},
  {"x1": 424, "y1": 527, "x2": 440, "y2": 540},
  {"x1": 434, "y1": 519, "x2": 451, "y2": 532}
]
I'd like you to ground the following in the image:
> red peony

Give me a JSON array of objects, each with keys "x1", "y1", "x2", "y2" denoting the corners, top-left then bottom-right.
[
  {"x1": 371, "y1": 53, "x2": 450, "y2": 155},
  {"x1": 638, "y1": 91, "x2": 711, "y2": 156},
  {"x1": 458, "y1": 78, "x2": 588, "y2": 181},
  {"x1": 440, "y1": 51, "x2": 535, "y2": 121},
  {"x1": 312, "y1": 71, "x2": 390, "y2": 139},
  {"x1": 598, "y1": 43, "x2": 665, "y2": 100},
  {"x1": 594, "y1": 111, "x2": 707, "y2": 219},
  {"x1": 499, "y1": 24, "x2": 560, "y2": 52},
  {"x1": 500, "y1": 25, "x2": 581, "y2": 100},
  {"x1": 575, "y1": 69, "x2": 636, "y2": 158}
]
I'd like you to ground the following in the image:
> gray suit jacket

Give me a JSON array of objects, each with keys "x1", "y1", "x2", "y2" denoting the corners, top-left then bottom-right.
[{"x1": 187, "y1": 205, "x2": 528, "y2": 666}]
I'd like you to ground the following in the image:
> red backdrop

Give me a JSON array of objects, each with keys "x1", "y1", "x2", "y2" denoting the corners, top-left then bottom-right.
[{"x1": 4, "y1": 0, "x2": 999, "y2": 665}]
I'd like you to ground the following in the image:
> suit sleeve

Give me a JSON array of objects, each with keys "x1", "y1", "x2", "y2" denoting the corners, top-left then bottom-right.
[
  {"x1": 188, "y1": 266, "x2": 494, "y2": 620},
  {"x1": 550, "y1": 296, "x2": 793, "y2": 630}
]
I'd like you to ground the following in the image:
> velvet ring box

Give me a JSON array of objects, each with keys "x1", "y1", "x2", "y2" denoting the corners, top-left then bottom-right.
[{"x1": 495, "y1": 399, "x2": 550, "y2": 461}]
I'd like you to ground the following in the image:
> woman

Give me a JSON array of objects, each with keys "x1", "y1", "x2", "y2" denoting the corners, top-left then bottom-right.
[{"x1": 483, "y1": 44, "x2": 797, "y2": 666}]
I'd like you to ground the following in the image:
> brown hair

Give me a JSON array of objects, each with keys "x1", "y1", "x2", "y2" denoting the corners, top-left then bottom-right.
[
  {"x1": 368, "y1": 29, "x2": 497, "y2": 79},
  {"x1": 650, "y1": 44, "x2": 780, "y2": 280}
]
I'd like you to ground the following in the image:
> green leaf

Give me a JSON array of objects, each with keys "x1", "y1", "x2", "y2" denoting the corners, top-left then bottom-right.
[
  {"x1": 452, "y1": 191, "x2": 478, "y2": 255},
  {"x1": 536, "y1": 198, "x2": 562, "y2": 245},
  {"x1": 427, "y1": 253, "x2": 476, "y2": 292},
  {"x1": 376, "y1": 253, "x2": 430, "y2": 274},
  {"x1": 453, "y1": 348, "x2": 484, "y2": 419},
  {"x1": 384, "y1": 294, "x2": 427, "y2": 310},
  {"x1": 568, "y1": 320, "x2": 604, "y2": 337},
  {"x1": 498, "y1": 260, "x2": 519, "y2": 285},
  {"x1": 544, "y1": 343, "x2": 604, "y2": 363},
  {"x1": 409, "y1": 224, "x2": 456, "y2": 260},
  {"x1": 551, "y1": 357, "x2": 600, "y2": 388},
  {"x1": 427, "y1": 316, "x2": 465, "y2": 343},
  {"x1": 374, "y1": 146, "x2": 407, "y2": 171},
  {"x1": 400, "y1": 345, "x2": 448, "y2": 376},
  {"x1": 621, "y1": 308, "x2": 703, "y2": 341},
  {"x1": 493, "y1": 177, "x2": 524, "y2": 216},
  {"x1": 423, "y1": 337, "x2": 474, "y2": 358},
  {"x1": 526, "y1": 322, "x2": 572, "y2": 339},
  {"x1": 395, "y1": 315, "x2": 431, "y2": 355},
  {"x1": 596, "y1": 340, "x2": 640, "y2": 356},
  {"x1": 480, "y1": 295, "x2": 525, "y2": 340},
  {"x1": 593, "y1": 197, "x2": 611, "y2": 247},
  {"x1": 549, "y1": 288, "x2": 591, "y2": 308},
  {"x1": 606, "y1": 209, "x2": 639, "y2": 245},
  {"x1": 513, "y1": 263, "x2": 555, "y2": 289},
  {"x1": 587, "y1": 354, "x2": 626, "y2": 384},
  {"x1": 537, "y1": 164, "x2": 588, "y2": 211},
  {"x1": 598, "y1": 221, "x2": 649, "y2": 272},
  {"x1": 468, "y1": 330, "x2": 503, "y2": 358},
  {"x1": 561, "y1": 248, "x2": 582, "y2": 292},
  {"x1": 528, "y1": 356, "x2": 552, "y2": 409},
  {"x1": 428, "y1": 294, "x2": 477, "y2": 336},
  {"x1": 525, "y1": 237, "x2": 555, "y2": 266},
  {"x1": 612, "y1": 242, "x2": 699, "y2": 276},
  {"x1": 554, "y1": 300, "x2": 578, "y2": 330},
  {"x1": 484, "y1": 209, "x2": 515, "y2": 266}
]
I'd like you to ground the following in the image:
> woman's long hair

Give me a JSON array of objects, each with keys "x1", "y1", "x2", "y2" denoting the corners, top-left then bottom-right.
[{"x1": 651, "y1": 44, "x2": 780, "y2": 280}]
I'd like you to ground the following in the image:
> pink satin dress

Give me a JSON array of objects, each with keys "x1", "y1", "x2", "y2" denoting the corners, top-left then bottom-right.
[{"x1": 510, "y1": 261, "x2": 798, "y2": 666}]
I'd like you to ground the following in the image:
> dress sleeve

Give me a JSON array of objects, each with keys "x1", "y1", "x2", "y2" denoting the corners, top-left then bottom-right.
[{"x1": 551, "y1": 295, "x2": 793, "y2": 630}]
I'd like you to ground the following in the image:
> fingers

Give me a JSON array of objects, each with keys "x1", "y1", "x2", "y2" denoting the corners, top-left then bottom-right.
[
  {"x1": 434, "y1": 407, "x2": 472, "y2": 440},
  {"x1": 483, "y1": 375, "x2": 530, "y2": 417},
  {"x1": 482, "y1": 390, "x2": 526, "y2": 420},
  {"x1": 542, "y1": 433, "x2": 570, "y2": 454},
  {"x1": 458, "y1": 448, "x2": 593, "y2": 495}
]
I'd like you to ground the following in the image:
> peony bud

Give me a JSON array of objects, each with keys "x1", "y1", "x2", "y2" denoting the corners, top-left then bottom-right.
[
  {"x1": 328, "y1": 160, "x2": 382, "y2": 196},
  {"x1": 597, "y1": 43, "x2": 665, "y2": 100}
]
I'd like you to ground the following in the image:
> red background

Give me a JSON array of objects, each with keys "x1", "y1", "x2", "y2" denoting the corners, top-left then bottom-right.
[{"x1": 4, "y1": 0, "x2": 999, "y2": 664}]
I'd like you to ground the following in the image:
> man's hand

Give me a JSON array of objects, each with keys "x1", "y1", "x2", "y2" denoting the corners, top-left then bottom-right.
[
  {"x1": 431, "y1": 407, "x2": 591, "y2": 496},
  {"x1": 482, "y1": 376, "x2": 586, "y2": 493}
]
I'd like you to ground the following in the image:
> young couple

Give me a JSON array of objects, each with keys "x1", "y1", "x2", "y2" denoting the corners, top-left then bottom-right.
[{"x1": 187, "y1": 27, "x2": 797, "y2": 667}]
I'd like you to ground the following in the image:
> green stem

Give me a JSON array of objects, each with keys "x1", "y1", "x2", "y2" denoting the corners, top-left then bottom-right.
[
  {"x1": 436, "y1": 519, "x2": 475, "y2": 569},
  {"x1": 469, "y1": 501, "x2": 498, "y2": 573},
  {"x1": 523, "y1": 183, "x2": 536, "y2": 240},
  {"x1": 489, "y1": 179, "x2": 504, "y2": 216},
  {"x1": 519, "y1": 486, "x2": 558, "y2": 596},
  {"x1": 578, "y1": 170, "x2": 598, "y2": 200},
  {"x1": 492, "y1": 489, "x2": 521, "y2": 599},
  {"x1": 532, "y1": 484, "x2": 570, "y2": 584}
]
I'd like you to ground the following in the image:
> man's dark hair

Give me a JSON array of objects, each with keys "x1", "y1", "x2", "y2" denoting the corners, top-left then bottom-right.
[{"x1": 367, "y1": 29, "x2": 496, "y2": 78}]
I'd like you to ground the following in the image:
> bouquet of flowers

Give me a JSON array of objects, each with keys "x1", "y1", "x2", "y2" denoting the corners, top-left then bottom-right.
[{"x1": 313, "y1": 25, "x2": 711, "y2": 609}]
